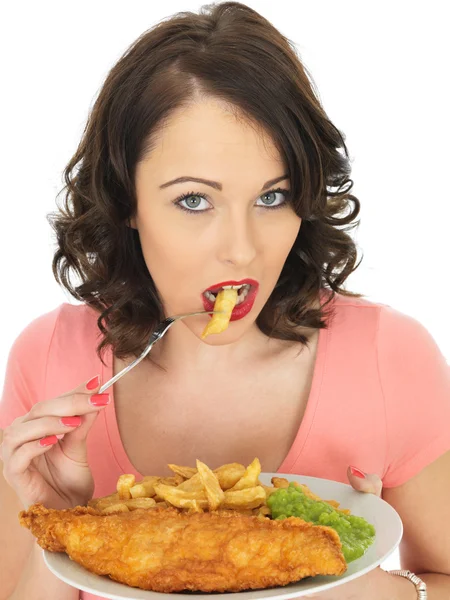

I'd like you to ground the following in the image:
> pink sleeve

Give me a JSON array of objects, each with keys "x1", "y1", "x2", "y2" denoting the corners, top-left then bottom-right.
[
  {"x1": 378, "y1": 305, "x2": 450, "y2": 487},
  {"x1": 0, "y1": 307, "x2": 62, "y2": 430}
]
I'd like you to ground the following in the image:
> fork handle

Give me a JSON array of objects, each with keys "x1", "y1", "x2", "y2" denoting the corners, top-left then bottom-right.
[{"x1": 98, "y1": 336, "x2": 157, "y2": 394}]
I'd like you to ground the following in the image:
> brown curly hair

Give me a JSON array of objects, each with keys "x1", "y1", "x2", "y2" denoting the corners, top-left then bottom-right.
[{"x1": 47, "y1": 1, "x2": 364, "y2": 365}]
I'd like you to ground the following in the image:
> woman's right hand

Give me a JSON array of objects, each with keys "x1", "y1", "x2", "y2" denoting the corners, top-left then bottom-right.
[{"x1": 0, "y1": 375, "x2": 110, "y2": 510}]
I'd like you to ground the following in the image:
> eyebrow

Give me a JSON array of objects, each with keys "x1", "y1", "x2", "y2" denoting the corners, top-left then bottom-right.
[{"x1": 159, "y1": 173, "x2": 289, "y2": 192}]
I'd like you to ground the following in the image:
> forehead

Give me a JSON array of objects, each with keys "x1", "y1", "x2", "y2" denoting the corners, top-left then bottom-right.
[{"x1": 141, "y1": 99, "x2": 285, "y2": 178}]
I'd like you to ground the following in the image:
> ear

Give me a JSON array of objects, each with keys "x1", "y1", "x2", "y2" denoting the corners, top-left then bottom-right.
[{"x1": 128, "y1": 217, "x2": 137, "y2": 229}]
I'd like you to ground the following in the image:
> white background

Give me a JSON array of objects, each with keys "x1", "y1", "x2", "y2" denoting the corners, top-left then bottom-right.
[{"x1": 1, "y1": 0, "x2": 449, "y2": 572}]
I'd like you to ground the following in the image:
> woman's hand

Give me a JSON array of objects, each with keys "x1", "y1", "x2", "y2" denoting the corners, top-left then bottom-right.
[
  {"x1": 305, "y1": 466, "x2": 385, "y2": 599},
  {"x1": 0, "y1": 375, "x2": 110, "y2": 510}
]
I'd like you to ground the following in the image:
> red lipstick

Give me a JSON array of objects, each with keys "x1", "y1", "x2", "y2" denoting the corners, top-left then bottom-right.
[{"x1": 201, "y1": 279, "x2": 259, "y2": 322}]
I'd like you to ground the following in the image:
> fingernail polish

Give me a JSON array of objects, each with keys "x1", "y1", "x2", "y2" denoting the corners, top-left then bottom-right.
[
  {"x1": 39, "y1": 435, "x2": 58, "y2": 447},
  {"x1": 86, "y1": 375, "x2": 100, "y2": 390},
  {"x1": 89, "y1": 393, "x2": 110, "y2": 407},
  {"x1": 60, "y1": 416, "x2": 82, "y2": 427},
  {"x1": 350, "y1": 466, "x2": 366, "y2": 479}
]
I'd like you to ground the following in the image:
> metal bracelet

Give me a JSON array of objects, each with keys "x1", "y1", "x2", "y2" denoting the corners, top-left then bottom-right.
[{"x1": 388, "y1": 569, "x2": 427, "y2": 599}]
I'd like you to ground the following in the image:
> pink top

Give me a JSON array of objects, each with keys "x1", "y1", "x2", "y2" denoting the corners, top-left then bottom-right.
[{"x1": 1, "y1": 292, "x2": 449, "y2": 600}]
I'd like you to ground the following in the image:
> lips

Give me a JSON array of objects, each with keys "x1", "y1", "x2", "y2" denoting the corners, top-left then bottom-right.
[
  {"x1": 203, "y1": 278, "x2": 259, "y2": 295},
  {"x1": 201, "y1": 279, "x2": 259, "y2": 322}
]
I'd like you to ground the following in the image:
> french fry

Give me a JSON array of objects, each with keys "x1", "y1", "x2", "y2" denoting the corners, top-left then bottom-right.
[
  {"x1": 213, "y1": 463, "x2": 246, "y2": 490},
  {"x1": 324, "y1": 500, "x2": 351, "y2": 515},
  {"x1": 142, "y1": 475, "x2": 161, "y2": 483},
  {"x1": 130, "y1": 481, "x2": 158, "y2": 499},
  {"x1": 117, "y1": 475, "x2": 136, "y2": 500},
  {"x1": 253, "y1": 505, "x2": 271, "y2": 517},
  {"x1": 88, "y1": 492, "x2": 120, "y2": 510},
  {"x1": 271, "y1": 477, "x2": 290, "y2": 489},
  {"x1": 296, "y1": 482, "x2": 331, "y2": 504},
  {"x1": 177, "y1": 472, "x2": 204, "y2": 493},
  {"x1": 102, "y1": 503, "x2": 130, "y2": 514},
  {"x1": 196, "y1": 459, "x2": 225, "y2": 510},
  {"x1": 222, "y1": 486, "x2": 266, "y2": 510},
  {"x1": 154, "y1": 483, "x2": 209, "y2": 510},
  {"x1": 201, "y1": 289, "x2": 238, "y2": 339},
  {"x1": 159, "y1": 475, "x2": 184, "y2": 486},
  {"x1": 125, "y1": 497, "x2": 157, "y2": 510},
  {"x1": 326, "y1": 499, "x2": 340, "y2": 508},
  {"x1": 186, "y1": 499, "x2": 203, "y2": 513},
  {"x1": 229, "y1": 458, "x2": 261, "y2": 491},
  {"x1": 168, "y1": 464, "x2": 197, "y2": 479},
  {"x1": 94, "y1": 458, "x2": 351, "y2": 519}
]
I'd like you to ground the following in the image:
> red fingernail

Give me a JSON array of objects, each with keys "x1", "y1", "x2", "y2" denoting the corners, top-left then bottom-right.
[
  {"x1": 89, "y1": 393, "x2": 110, "y2": 406},
  {"x1": 39, "y1": 435, "x2": 58, "y2": 447},
  {"x1": 350, "y1": 466, "x2": 366, "y2": 479},
  {"x1": 86, "y1": 375, "x2": 100, "y2": 390},
  {"x1": 60, "y1": 416, "x2": 82, "y2": 427}
]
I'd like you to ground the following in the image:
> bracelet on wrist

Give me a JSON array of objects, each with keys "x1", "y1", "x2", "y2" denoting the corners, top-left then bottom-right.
[{"x1": 388, "y1": 569, "x2": 427, "y2": 599}]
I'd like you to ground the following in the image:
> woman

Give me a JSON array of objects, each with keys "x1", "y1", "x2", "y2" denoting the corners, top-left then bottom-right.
[{"x1": 1, "y1": 2, "x2": 449, "y2": 599}]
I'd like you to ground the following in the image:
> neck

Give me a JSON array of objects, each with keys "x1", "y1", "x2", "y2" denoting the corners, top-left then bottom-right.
[{"x1": 147, "y1": 320, "x2": 273, "y2": 378}]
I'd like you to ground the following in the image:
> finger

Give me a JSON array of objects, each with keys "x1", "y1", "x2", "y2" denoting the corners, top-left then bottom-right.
[
  {"x1": 347, "y1": 466, "x2": 383, "y2": 497},
  {"x1": 58, "y1": 374, "x2": 102, "y2": 398},
  {"x1": 3, "y1": 435, "x2": 60, "y2": 484},
  {"x1": 21, "y1": 375, "x2": 110, "y2": 422},
  {"x1": 0, "y1": 415, "x2": 84, "y2": 459},
  {"x1": 57, "y1": 410, "x2": 100, "y2": 463}
]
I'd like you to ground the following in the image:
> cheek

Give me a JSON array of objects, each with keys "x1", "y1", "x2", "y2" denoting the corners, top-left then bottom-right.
[
  {"x1": 137, "y1": 220, "x2": 206, "y2": 299},
  {"x1": 263, "y1": 214, "x2": 301, "y2": 261},
  {"x1": 139, "y1": 225, "x2": 182, "y2": 273}
]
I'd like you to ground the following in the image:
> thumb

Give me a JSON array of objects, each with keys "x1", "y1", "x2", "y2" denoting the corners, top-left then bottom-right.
[
  {"x1": 347, "y1": 466, "x2": 383, "y2": 497},
  {"x1": 59, "y1": 375, "x2": 106, "y2": 463}
]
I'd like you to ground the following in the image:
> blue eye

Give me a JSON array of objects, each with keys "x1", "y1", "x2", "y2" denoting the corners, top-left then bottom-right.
[
  {"x1": 255, "y1": 189, "x2": 289, "y2": 208},
  {"x1": 175, "y1": 193, "x2": 211, "y2": 213},
  {"x1": 173, "y1": 187, "x2": 290, "y2": 215}
]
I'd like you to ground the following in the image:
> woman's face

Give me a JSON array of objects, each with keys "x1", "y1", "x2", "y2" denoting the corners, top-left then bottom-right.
[{"x1": 132, "y1": 98, "x2": 301, "y2": 345}]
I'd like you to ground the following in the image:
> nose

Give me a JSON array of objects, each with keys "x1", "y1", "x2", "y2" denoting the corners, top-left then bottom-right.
[{"x1": 216, "y1": 209, "x2": 257, "y2": 267}]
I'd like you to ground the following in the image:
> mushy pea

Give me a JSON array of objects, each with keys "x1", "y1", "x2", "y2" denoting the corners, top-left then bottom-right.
[{"x1": 267, "y1": 483, "x2": 376, "y2": 563}]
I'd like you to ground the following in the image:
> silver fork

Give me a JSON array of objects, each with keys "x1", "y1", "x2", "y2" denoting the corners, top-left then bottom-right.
[{"x1": 98, "y1": 310, "x2": 223, "y2": 394}]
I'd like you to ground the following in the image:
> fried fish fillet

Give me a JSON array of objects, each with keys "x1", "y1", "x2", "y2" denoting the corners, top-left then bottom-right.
[{"x1": 20, "y1": 504, "x2": 347, "y2": 593}]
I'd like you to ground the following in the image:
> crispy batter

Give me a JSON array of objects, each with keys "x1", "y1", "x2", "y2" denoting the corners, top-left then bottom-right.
[{"x1": 20, "y1": 503, "x2": 347, "y2": 593}]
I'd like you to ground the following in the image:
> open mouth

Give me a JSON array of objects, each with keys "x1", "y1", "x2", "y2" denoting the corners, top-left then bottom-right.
[
  {"x1": 203, "y1": 283, "x2": 252, "y2": 306},
  {"x1": 201, "y1": 279, "x2": 259, "y2": 321}
]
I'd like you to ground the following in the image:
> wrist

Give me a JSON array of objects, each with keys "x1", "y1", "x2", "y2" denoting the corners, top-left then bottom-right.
[{"x1": 379, "y1": 568, "x2": 419, "y2": 600}]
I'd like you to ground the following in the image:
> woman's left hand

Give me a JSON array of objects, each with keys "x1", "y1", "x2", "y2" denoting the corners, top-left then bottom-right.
[{"x1": 305, "y1": 466, "x2": 384, "y2": 599}]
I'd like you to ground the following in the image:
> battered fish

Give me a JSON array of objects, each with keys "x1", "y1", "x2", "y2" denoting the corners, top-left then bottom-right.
[{"x1": 20, "y1": 504, "x2": 347, "y2": 593}]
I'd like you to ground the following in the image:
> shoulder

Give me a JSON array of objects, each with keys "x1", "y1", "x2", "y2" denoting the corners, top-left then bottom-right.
[
  {"x1": 0, "y1": 303, "x2": 102, "y2": 426},
  {"x1": 5, "y1": 303, "x2": 102, "y2": 388},
  {"x1": 7, "y1": 304, "x2": 63, "y2": 364},
  {"x1": 322, "y1": 290, "x2": 387, "y2": 339},
  {"x1": 328, "y1": 290, "x2": 390, "y2": 316},
  {"x1": 0, "y1": 304, "x2": 93, "y2": 426},
  {"x1": 328, "y1": 291, "x2": 437, "y2": 344},
  {"x1": 324, "y1": 291, "x2": 447, "y2": 370},
  {"x1": 366, "y1": 298, "x2": 448, "y2": 371},
  {"x1": 9, "y1": 302, "x2": 99, "y2": 359},
  {"x1": 48, "y1": 302, "x2": 100, "y2": 342}
]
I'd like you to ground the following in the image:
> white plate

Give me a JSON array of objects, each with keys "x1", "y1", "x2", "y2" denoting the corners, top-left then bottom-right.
[{"x1": 43, "y1": 473, "x2": 402, "y2": 599}]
